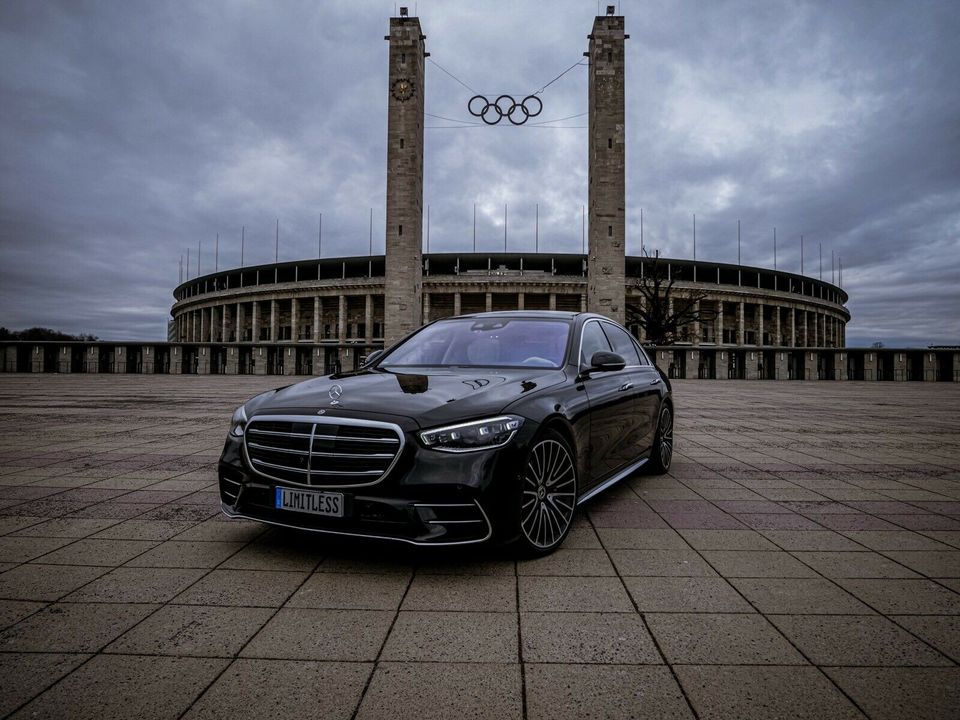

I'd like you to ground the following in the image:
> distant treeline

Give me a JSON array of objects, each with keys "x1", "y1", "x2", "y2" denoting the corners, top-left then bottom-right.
[{"x1": 0, "y1": 327, "x2": 99, "y2": 341}]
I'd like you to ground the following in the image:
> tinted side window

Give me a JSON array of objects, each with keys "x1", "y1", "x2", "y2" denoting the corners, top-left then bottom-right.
[
  {"x1": 580, "y1": 322, "x2": 612, "y2": 365},
  {"x1": 601, "y1": 323, "x2": 642, "y2": 366}
]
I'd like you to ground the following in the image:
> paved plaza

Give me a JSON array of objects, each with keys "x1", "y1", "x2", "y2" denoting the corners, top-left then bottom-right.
[{"x1": 0, "y1": 375, "x2": 958, "y2": 719}]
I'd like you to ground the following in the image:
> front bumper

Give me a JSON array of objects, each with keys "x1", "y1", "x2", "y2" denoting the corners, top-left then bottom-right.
[{"x1": 218, "y1": 415, "x2": 536, "y2": 546}]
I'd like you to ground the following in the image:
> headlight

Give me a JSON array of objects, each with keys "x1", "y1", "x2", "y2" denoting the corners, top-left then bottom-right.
[
  {"x1": 419, "y1": 415, "x2": 524, "y2": 453},
  {"x1": 229, "y1": 405, "x2": 248, "y2": 438}
]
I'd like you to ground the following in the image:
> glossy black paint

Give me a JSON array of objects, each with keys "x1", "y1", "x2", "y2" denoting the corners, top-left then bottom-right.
[{"x1": 218, "y1": 311, "x2": 673, "y2": 547}]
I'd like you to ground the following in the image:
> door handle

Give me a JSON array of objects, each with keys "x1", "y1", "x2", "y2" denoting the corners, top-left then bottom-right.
[
  {"x1": 649, "y1": 377, "x2": 661, "y2": 385},
  {"x1": 618, "y1": 382, "x2": 633, "y2": 392}
]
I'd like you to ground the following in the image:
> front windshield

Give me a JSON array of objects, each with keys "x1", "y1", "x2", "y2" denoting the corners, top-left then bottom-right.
[{"x1": 381, "y1": 318, "x2": 571, "y2": 369}]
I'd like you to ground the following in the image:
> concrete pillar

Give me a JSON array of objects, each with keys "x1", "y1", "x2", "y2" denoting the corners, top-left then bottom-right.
[
  {"x1": 422, "y1": 292, "x2": 430, "y2": 324},
  {"x1": 383, "y1": 14, "x2": 426, "y2": 344},
  {"x1": 801, "y1": 311, "x2": 808, "y2": 348},
  {"x1": 737, "y1": 301, "x2": 744, "y2": 346},
  {"x1": 291, "y1": 298, "x2": 299, "y2": 342},
  {"x1": 251, "y1": 301, "x2": 260, "y2": 344},
  {"x1": 789, "y1": 308, "x2": 796, "y2": 347},
  {"x1": 517, "y1": 292, "x2": 525, "y2": 310},
  {"x1": 775, "y1": 351, "x2": 788, "y2": 381},
  {"x1": 338, "y1": 295, "x2": 347, "y2": 340},
  {"x1": 485, "y1": 293, "x2": 492, "y2": 312},
  {"x1": 313, "y1": 347, "x2": 324, "y2": 376},
  {"x1": 365, "y1": 294, "x2": 374, "y2": 341},
  {"x1": 141, "y1": 346, "x2": 153, "y2": 374},
  {"x1": 169, "y1": 346, "x2": 181, "y2": 375},
  {"x1": 235, "y1": 303, "x2": 244, "y2": 343},
  {"x1": 716, "y1": 349, "x2": 727, "y2": 380},
  {"x1": 586, "y1": 12, "x2": 627, "y2": 322},
  {"x1": 225, "y1": 346, "x2": 239, "y2": 374},
  {"x1": 284, "y1": 346, "x2": 297, "y2": 376},
  {"x1": 549, "y1": 293, "x2": 557, "y2": 311},
  {"x1": 200, "y1": 309, "x2": 207, "y2": 344},
  {"x1": 58, "y1": 346, "x2": 71, "y2": 373},
  {"x1": 804, "y1": 350, "x2": 817, "y2": 380},
  {"x1": 270, "y1": 300, "x2": 278, "y2": 342},
  {"x1": 835, "y1": 351, "x2": 846, "y2": 381},
  {"x1": 864, "y1": 351, "x2": 878, "y2": 381},
  {"x1": 757, "y1": 303, "x2": 764, "y2": 346},
  {"x1": 774, "y1": 306, "x2": 782, "y2": 347},
  {"x1": 745, "y1": 350, "x2": 759, "y2": 380},
  {"x1": 717, "y1": 301, "x2": 724, "y2": 345},
  {"x1": 313, "y1": 297, "x2": 321, "y2": 341},
  {"x1": 692, "y1": 301, "x2": 700, "y2": 346},
  {"x1": 581, "y1": 294, "x2": 587, "y2": 312},
  {"x1": 453, "y1": 292, "x2": 462, "y2": 316},
  {"x1": 114, "y1": 346, "x2": 126, "y2": 374}
]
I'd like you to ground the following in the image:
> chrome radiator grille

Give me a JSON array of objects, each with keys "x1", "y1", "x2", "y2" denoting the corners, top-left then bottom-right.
[{"x1": 244, "y1": 416, "x2": 404, "y2": 487}]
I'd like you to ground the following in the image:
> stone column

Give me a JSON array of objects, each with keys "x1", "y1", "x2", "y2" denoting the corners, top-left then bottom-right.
[
  {"x1": 313, "y1": 297, "x2": 321, "y2": 341},
  {"x1": 801, "y1": 311, "x2": 808, "y2": 348},
  {"x1": 717, "y1": 301, "x2": 724, "y2": 345},
  {"x1": 517, "y1": 293, "x2": 525, "y2": 310},
  {"x1": 290, "y1": 298, "x2": 299, "y2": 342},
  {"x1": 200, "y1": 309, "x2": 207, "y2": 344},
  {"x1": 383, "y1": 14, "x2": 426, "y2": 344},
  {"x1": 365, "y1": 294, "x2": 374, "y2": 341},
  {"x1": 270, "y1": 300, "x2": 278, "y2": 342},
  {"x1": 251, "y1": 301, "x2": 260, "y2": 343},
  {"x1": 549, "y1": 293, "x2": 557, "y2": 311},
  {"x1": 422, "y1": 293, "x2": 430, "y2": 324},
  {"x1": 737, "y1": 301, "x2": 744, "y2": 346},
  {"x1": 757, "y1": 303, "x2": 765, "y2": 346},
  {"x1": 338, "y1": 295, "x2": 347, "y2": 340},
  {"x1": 235, "y1": 302, "x2": 244, "y2": 343},
  {"x1": 774, "y1": 306, "x2": 782, "y2": 347},
  {"x1": 586, "y1": 12, "x2": 627, "y2": 322},
  {"x1": 789, "y1": 307, "x2": 796, "y2": 347},
  {"x1": 485, "y1": 293, "x2": 492, "y2": 312},
  {"x1": 453, "y1": 292, "x2": 462, "y2": 316},
  {"x1": 692, "y1": 301, "x2": 700, "y2": 346}
]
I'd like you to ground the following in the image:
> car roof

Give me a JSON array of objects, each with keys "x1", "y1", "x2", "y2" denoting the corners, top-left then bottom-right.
[{"x1": 441, "y1": 310, "x2": 587, "y2": 321}]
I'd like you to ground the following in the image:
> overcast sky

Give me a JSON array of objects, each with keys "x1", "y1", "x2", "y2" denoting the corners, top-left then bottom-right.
[{"x1": 1, "y1": 0, "x2": 957, "y2": 345}]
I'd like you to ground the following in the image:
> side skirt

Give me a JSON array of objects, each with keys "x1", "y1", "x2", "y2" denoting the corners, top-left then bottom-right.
[{"x1": 576, "y1": 457, "x2": 649, "y2": 506}]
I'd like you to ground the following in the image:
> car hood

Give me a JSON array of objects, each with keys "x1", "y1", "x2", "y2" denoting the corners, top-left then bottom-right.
[{"x1": 254, "y1": 367, "x2": 566, "y2": 427}]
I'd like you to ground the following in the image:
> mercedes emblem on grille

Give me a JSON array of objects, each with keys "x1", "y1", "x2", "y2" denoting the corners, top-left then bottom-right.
[{"x1": 328, "y1": 384, "x2": 343, "y2": 406}]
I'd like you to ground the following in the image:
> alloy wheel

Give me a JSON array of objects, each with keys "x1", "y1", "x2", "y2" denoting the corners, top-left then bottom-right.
[
  {"x1": 521, "y1": 438, "x2": 576, "y2": 549},
  {"x1": 658, "y1": 406, "x2": 674, "y2": 470}
]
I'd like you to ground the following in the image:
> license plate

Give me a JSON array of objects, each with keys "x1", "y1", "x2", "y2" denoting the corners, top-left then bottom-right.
[{"x1": 275, "y1": 487, "x2": 344, "y2": 517}]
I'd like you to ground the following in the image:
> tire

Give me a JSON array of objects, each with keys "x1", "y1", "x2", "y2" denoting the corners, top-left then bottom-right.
[
  {"x1": 646, "y1": 403, "x2": 674, "y2": 475},
  {"x1": 512, "y1": 428, "x2": 578, "y2": 556}
]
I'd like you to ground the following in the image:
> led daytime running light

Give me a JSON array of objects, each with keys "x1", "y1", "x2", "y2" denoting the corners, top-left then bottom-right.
[{"x1": 419, "y1": 416, "x2": 523, "y2": 453}]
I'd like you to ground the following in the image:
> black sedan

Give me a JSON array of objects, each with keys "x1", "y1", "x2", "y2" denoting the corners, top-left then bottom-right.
[{"x1": 218, "y1": 311, "x2": 673, "y2": 555}]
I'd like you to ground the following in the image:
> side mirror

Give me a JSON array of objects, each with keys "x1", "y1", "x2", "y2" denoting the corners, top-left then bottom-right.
[
  {"x1": 362, "y1": 349, "x2": 384, "y2": 367},
  {"x1": 589, "y1": 351, "x2": 626, "y2": 372}
]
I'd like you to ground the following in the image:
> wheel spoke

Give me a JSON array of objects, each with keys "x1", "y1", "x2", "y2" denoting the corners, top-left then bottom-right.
[{"x1": 521, "y1": 438, "x2": 577, "y2": 550}]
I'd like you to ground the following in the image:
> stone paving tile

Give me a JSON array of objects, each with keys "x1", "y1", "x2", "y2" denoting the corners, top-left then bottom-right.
[
  {"x1": 124, "y1": 540, "x2": 244, "y2": 568},
  {"x1": 840, "y1": 530, "x2": 953, "y2": 551},
  {"x1": 219, "y1": 536, "x2": 322, "y2": 572},
  {"x1": 32, "y1": 538, "x2": 158, "y2": 566},
  {"x1": 701, "y1": 550, "x2": 819, "y2": 578},
  {"x1": 8, "y1": 654, "x2": 229, "y2": 720},
  {"x1": 520, "y1": 611, "x2": 661, "y2": 663},
  {"x1": 91, "y1": 519, "x2": 197, "y2": 541},
  {"x1": 678, "y1": 529, "x2": 778, "y2": 551},
  {"x1": 400, "y1": 573, "x2": 513, "y2": 612},
  {"x1": 769, "y1": 614, "x2": 952, "y2": 666},
  {"x1": 625, "y1": 576, "x2": 755, "y2": 613},
  {"x1": 105, "y1": 604, "x2": 274, "y2": 657},
  {"x1": 525, "y1": 664, "x2": 693, "y2": 719},
  {"x1": 891, "y1": 615, "x2": 960, "y2": 663},
  {"x1": 0, "y1": 599, "x2": 45, "y2": 629},
  {"x1": 835, "y1": 578, "x2": 960, "y2": 614},
  {"x1": 881, "y1": 550, "x2": 960, "y2": 577},
  {"x1": 609, "y1": 548, "x2": 719, "y2": 576},
  {"x1": 0, "y1": 563, "x2": 110, "y2": 601},
  {"x1": 518, "y1": 576, "x2": 634, "y2": 612},
  {"x1": 730, "y1": 578, "x2": 874, "y2": 615},
  {"x1": 792, "y1": 550, "x2": 921, "y2": 579},
  {"x1": 11, "y1": 518, "x2": 120, "y2": 538},
  {"x1": 241, "y1": 608, "x2": 393, "y2": 661},
  {"x1": 171, "y1": 518, "x2": 267, "y2": 543},
  {"x1": 760, "y1": 529, "x2": 865, "y2": 550},
  {"x1": 0, "y1": 536, "x2": 75, "y2": 563},
  {"x1": 382, "y1": 610, "x2": 518, "y2": 663},
  {"x1": 355, "y1": 662, "x2": 522, "y2": 720},
  {"x1": 0, "y1": 652, "x2": 92, "y2": 718},
  {"x1": 676, "y1": 665, "x2": 864, "y2": 720},
  {"x1": 595, "y1": 527, "x2": 689, "y2": 549},
  {"x1": 63, "y1": 566, "x2": 206, "y2": 603},
  {"x1": 517, "y1": 547, "x2": 615, "y2": 576},
  {"x1": 172, "y1": 568, "x2": 309, "y2": 607},
  {"x1": 183, "y1": 659, "x2": 372, "y2": 720},
  {"x1": 824, "y1": 667, "x2": 960, "y2": 720},
  {"x1": 645, "y1": 613, "x2": 806, "y2": 664},
  {"x1": 0, "y1": 602, "x2": 158, "y2": 653},
  {"x1": 288, "y1": 571, "x2": 411, "y2": 610}
]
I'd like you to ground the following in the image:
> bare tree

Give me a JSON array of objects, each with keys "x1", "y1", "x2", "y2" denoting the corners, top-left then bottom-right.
[{"x1": 625, "y1": 252, "x2": 715, "y2": 346}]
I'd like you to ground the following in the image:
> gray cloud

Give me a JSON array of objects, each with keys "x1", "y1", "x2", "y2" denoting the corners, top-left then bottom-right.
[{"x1": 1, "y1": 0, "x2": 957, "y2": 345}]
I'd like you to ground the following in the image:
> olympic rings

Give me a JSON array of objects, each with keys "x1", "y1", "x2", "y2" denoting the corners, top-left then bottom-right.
[{"x1": 468, "y1": 94, "x2": 543, "y2": 125}]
